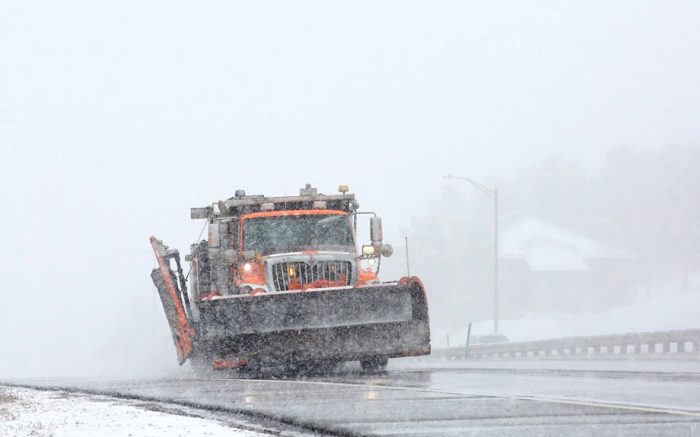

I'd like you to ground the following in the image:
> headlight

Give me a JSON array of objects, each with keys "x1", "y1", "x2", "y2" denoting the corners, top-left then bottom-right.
[
  {"x1": 243, "y1": 263, "x2": 252, "y2": 271},
  {"x1": 362, "y1": 245, "x2": 377, "y2": 255}
]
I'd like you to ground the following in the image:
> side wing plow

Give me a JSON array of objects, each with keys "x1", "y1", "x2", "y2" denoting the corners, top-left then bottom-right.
[{"x1": 149, "y1": 236, "x2": 195, "y2": 365}]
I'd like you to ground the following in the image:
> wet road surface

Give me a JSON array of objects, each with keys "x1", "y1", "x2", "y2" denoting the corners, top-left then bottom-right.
[{"x1": 4, "y1": 363, "x2": 700, "y2": 436}]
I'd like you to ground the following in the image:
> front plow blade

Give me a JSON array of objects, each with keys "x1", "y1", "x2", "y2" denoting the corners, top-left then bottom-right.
[{"x1": 197, "y1": 277, "x2": 430, "y2": 365}]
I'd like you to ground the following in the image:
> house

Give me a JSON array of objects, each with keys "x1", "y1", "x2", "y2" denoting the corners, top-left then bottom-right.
[{"x1": 499, "y1": 212, "x2": 635, "y2": 314}]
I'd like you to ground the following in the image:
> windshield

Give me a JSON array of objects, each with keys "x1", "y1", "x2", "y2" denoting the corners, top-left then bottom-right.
[{"x1": 242, "y1": 213, "x2": 354, "y2": 254}]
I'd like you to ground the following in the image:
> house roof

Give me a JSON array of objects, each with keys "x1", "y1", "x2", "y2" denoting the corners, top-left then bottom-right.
[{"x1": 499, "y1": 212, "x2": 633, "y2": 272}]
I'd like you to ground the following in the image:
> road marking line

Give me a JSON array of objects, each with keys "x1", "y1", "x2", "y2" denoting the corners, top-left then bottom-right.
[{"x1": 199, "y1": 377, "x2": 700, "y2": 418}]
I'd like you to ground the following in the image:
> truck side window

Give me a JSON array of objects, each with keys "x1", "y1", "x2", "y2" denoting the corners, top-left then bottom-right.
[{"x1": 231, "y1": 217, "x2": 240, "y2": 250}]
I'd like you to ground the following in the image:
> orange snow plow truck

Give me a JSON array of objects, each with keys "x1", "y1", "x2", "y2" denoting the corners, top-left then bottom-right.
[{"x1": 150, "y1": 184, "x2": 430, "y2": 371}]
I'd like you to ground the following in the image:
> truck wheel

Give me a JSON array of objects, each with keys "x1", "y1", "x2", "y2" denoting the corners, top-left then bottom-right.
[
  {"x1": 313, "y1": 360, "x2": 341, "y2": 373},
  {"x1": 360, "y1": 356, "x2": 388, "y2": 372}
]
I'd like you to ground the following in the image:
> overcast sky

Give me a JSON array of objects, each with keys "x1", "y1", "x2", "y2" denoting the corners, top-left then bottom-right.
[{"x1": 1, "y1": 1, "x2": 699, "y2": 377}]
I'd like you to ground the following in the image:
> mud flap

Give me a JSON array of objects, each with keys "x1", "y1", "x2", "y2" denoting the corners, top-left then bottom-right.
[{"x1": 150, "y1": 236, "x2": 196, "y2": 365}]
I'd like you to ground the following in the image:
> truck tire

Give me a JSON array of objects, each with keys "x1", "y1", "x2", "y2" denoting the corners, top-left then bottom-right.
[{"x1": 360, "y1": 356, "x2": 388, "y2": 372}]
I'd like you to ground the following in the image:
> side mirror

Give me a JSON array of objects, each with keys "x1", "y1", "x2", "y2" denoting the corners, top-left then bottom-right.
[
  {"x1": 380, "y1": 244, "x2": 393, "y2": 258},
  {"x1": 370, "y1": 217, "x2": 383, "y2": 245}
]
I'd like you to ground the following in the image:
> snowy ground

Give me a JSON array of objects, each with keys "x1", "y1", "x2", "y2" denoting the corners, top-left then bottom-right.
[
  {"x1": 0, "y1": 386, "x2": 272, "y2": 437},
  {"x1": 434, "y1": 284, "x2": 700, "y2": 348}
]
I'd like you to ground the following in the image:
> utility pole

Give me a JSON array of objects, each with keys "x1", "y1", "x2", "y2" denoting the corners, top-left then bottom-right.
[
  {"x1": 444, "y1": 175, "x2": 500, "y2": 334},
  {"x1": 493, "y1": 187, "x2": 499, "y2": 334}
]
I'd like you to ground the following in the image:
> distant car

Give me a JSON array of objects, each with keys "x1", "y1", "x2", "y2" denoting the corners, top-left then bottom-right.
[{"x1": 471, "y1": 334, "x2": 510, "y2": 345}]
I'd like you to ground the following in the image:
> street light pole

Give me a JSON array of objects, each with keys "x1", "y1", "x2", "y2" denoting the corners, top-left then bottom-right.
[{"x1": 444, "y1": 175, "x2": 500, "y2": 334}]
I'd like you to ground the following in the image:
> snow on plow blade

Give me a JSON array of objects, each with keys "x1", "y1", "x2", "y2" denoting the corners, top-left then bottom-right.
[
  {"x1": 196, "y1": 278, "x2": 430, "y2": 364},
  {"x1": 202, "y1": 286, "x2": 410, "y2": 334}
]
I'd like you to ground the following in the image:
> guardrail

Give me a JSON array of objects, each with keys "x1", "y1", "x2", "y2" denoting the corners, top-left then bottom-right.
[{"x1": 424, "y1": 329, "x2": 700, "y2": 361}]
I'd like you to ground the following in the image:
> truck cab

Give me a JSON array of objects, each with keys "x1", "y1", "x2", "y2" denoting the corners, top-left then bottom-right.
[{"x1": 188, "y1": 184, "x2": 390, "y2": 301}]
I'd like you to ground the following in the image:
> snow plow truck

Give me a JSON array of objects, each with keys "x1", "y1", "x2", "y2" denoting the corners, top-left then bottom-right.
[{"x1": 150, "y1": 184, "x2": 430, "y2": 371}]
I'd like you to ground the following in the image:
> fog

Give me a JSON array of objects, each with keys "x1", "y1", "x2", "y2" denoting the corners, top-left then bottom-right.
[{"x1": 1, "y1": 1, "x2": 699, "y2": 378}]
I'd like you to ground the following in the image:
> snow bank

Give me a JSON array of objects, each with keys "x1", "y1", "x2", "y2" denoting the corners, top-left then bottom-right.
[
  {"x1": 434, "y1": 288, "x2": 700, "y2": 348},
  {"x1": 0, "y1": 386, "x2": 270, "y2": 437}
]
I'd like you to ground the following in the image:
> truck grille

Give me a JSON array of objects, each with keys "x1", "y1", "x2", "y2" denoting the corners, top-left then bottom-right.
[{"x1": 271, "y1": 261, "x2": 353, "y2": 291}]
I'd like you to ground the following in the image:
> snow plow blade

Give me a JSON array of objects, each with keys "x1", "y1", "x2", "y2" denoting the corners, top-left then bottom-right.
[
  {"x1": 149, "y1": 236, "x2": 195, "y2": 365},
  {"x1": 194, "y1": 277, "x2": 430, "y2": 365}
]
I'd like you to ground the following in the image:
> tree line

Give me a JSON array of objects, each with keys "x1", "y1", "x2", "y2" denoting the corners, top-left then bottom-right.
[{"x1": 391, "y1": 144, "x2": 700, "y2": 326}]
